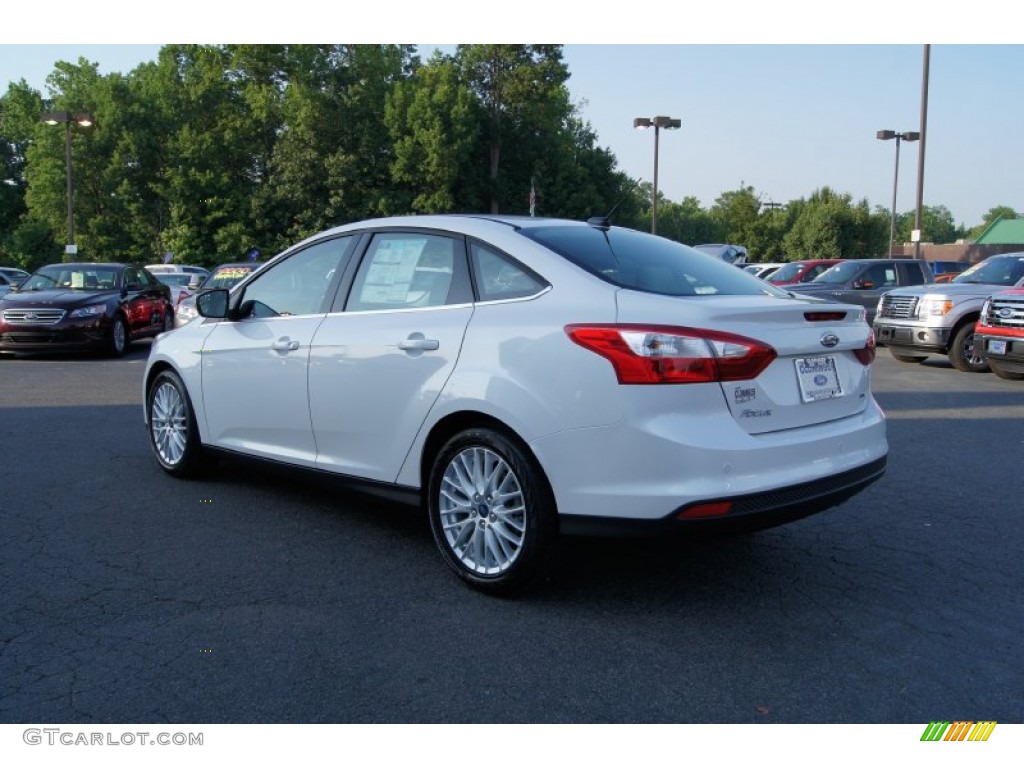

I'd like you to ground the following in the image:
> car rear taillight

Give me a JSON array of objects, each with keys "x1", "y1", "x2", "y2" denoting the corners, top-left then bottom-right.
[
  {"x1": 565, "y1": 324, "x2": 777, "y2": 384},
  {"x1": 853, "y1": 330, "x2": 876, "y2": 366}
]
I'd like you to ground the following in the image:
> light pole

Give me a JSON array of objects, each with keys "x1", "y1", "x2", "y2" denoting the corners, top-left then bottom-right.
[
  {"x1": 876, "y1": 129, "x2": 919, "y2": 256},
  {"x1": 42, "y1": 110, "x2": 94, "y2": 259},
  {"x1": 634, "y1": 115, "x2": 681, "y2": 234}
]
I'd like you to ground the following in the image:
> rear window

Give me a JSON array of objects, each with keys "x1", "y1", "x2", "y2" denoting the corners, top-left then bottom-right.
[{"x1": 521, "y1": 226, "x2": 782, "y2": 297}]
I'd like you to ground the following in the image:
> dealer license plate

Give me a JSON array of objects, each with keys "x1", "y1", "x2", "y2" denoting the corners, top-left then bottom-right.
[
  {"x1": 988, "y1": 339, "x2": 1007, "y2": 355},
  {"x1": 795, "y1": 356, "x2": 843, "y2": 403}
]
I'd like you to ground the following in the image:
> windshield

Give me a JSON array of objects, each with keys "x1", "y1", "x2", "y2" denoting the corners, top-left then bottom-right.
[
  {"x1": 811, "y1": 261, "x2": 867, "y2": 284},
  {"x1": 952, "y1": 255, "x2": 1024, "y2": 286},
  {"x1": 521, "y1": 226, "x2": 784, "y2": 297},
  {"x1": 20, "y1": 265, "x2": 119, "y2": 291},
  {"x1": 203, "y1": 266, "x2": 256, "y2": 290},
  {"x1": 769, "y1": 262, "x2": 807, "y2": 282}
]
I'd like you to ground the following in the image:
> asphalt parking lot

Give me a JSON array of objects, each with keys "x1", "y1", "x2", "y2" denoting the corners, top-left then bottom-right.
[{"x1": 1, "y1": 343, "x2": 1022, "y2": 723}]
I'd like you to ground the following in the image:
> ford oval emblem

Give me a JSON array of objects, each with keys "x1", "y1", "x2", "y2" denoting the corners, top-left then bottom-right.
[
  {"x1": 820, "y1": 332, "x2": 840, "y2": 348},
  {"x1": 997, "y1": 307, "x2": 1014, "y2": 319},
  {"x1": 814, "y1": 374, "x2": 829, "y2": 386}
]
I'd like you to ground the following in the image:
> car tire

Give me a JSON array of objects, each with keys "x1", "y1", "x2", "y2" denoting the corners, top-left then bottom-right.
[
  {"x1": 147, "y1": 369, "x2": 208, "y2": 478},
  {"x1": 109, "y1": 315, "x2": 130, "y2": 357},
  {"x1": 889, "y1": 349, "x2": 927, "y2": 364},
  {"x1": 427, "y1": 427, "x2": 557, "y2": 595},
  {"x1": 162, "y1": 308, "x2": 174, "y2": 333},
  {"x1": 989, "y1": 360, "x2": 1024, "y2": 381},
  {"x1": 948, "y1": 323, "x2": 989, "y2": 373}
]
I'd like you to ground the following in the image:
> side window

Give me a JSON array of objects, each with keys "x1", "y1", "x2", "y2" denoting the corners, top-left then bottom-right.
[
  {"x1": 470, "y1": 242, "x2": 547, "y2": 301},
  {"x1": 346, "y1": 234, "x2": 461, "y2": 311},
  {"x1": 862, "y1": 265, "x2": 896, "y2": 288},
  {"x1": 140, "y1": 269, "x2": 160, "y2": 287},
  {"x1": 903, "y1": 262, "x2": 927, "y2": 285},
  {"x1": 239, "y1": 237, "x2": 353, "y2": 318},
  {"x1": 123, "y1": 268, "x2": 143, "y2": 290}
]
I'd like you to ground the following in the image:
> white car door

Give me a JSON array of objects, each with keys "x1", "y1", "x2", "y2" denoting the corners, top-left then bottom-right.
[
  {"x1": 308, "y1": 232, "x2": 474, "y2": 483},
  {"x1": 200, "y1": 237, "x2": 356, "y2": 465}
]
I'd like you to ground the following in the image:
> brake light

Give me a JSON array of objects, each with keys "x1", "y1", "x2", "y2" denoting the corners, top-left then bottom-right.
[
  {"x1": 565, "y1": 324, "x2": 777, "y2": 384},
  {"x1": 853, "y1": 329, "x2": 876, "y2": 366},
  {"x1": 804, "y1": 311, "x2": 847, "y2": 322}
]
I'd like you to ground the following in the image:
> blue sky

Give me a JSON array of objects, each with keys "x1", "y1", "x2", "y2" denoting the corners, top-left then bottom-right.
[{"x1": 2, "y1": 7, "x2": 1021, "y2": 230}]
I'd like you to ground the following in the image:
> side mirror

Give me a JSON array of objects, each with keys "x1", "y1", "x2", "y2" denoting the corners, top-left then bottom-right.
[
  {"x1": 196, "y1": 288, "x2": 229, "y2": 319},
  {"x1": 853, "y1": 279, "x2": 875, "y2": 290}
]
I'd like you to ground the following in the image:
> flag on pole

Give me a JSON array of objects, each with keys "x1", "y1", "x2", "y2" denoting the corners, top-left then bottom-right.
[{"x1": 529, "y1": 178, "x2": 536, "y2": 217}]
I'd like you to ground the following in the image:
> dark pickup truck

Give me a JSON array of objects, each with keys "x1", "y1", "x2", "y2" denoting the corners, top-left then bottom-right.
[{"x1": 785, "y1": 258, "x2": 934, "y2": 325}]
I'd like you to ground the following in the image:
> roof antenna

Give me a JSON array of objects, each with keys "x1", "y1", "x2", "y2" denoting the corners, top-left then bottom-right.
[{"x1": 589, "y1": 179, "x2": 640, "y2": 231}]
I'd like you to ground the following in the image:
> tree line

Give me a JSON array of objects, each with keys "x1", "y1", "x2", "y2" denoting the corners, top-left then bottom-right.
[{"x1": 0, "y1": 44, "x2": 1018, "y2": 270}]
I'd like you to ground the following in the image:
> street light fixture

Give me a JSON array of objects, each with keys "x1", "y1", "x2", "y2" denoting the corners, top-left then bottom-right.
[
  {"x1": 876, "y1": 129, "x2": 919, "y2": 257},
  {"x1": 41, "y1": 110, "x2": 94, "y2": 258},
  {"x1": 634, "y1": 115, "x2": 681, "y2": 234}
]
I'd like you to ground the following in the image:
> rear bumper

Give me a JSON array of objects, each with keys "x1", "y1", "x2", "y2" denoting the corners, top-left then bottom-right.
[{"x1": 559, "y1": 455, "x2": 887, "y2": 536}]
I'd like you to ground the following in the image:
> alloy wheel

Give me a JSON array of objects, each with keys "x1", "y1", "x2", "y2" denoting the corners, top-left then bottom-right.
[{"x1": 438, "y1": 446, "x2": 527, "y2": 575}]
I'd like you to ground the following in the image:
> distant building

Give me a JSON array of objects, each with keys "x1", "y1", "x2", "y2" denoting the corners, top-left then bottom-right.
[
  {"x1": 893, "y1": 216, "x2": 1024, "y2": 264},
  {"x1": 973, "y1": 216, "x2": 1024, "y2": 246}
]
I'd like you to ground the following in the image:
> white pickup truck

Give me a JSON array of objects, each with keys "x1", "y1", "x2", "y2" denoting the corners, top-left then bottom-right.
[{"x1": 872, "y1": 253, "x2": 1024, "y2": 372}]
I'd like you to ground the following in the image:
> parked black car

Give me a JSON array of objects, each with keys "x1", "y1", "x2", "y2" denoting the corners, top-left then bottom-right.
[
  {"x1": 0, "y1": 262, "x2": 174, "y2": 357},
  {"x1": 785, "y1": 258, "x2": 934, "y2": 324}
]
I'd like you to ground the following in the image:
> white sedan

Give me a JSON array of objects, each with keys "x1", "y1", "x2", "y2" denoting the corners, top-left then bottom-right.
[{"x1": 143, "y1": 215, "x2": 887, "y2": 594}]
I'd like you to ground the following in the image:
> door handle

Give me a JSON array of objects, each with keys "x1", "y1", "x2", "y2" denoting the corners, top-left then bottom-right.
[
  {"x1": 398, "y1": 335, "x2": 440, "y2": 352},
  {"x1": 271, "y1": 337, "x2": 300, "y2": 351}
]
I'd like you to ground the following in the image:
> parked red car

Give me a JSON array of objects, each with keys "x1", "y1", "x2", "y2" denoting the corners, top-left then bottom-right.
[
  {"x1": 769, "y1": 259, "x2": 844, "y2": 286},
  {"x1": 976, "y1": 285, "x2": 1024, "y2": 380}
]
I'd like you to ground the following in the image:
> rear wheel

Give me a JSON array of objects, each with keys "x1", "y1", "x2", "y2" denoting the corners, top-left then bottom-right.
[
  {"x1": 948, "y1": 323, "x2": 988, "y2": 372},
  {"x1": 147, "y1": 369, "x2": 209, "y2": 477},
  {"x1": 889, "y1": 349, "x2": 927, "y2": 364},
  {"x1": 989, "y1": 360, "x2": 1024, "y2": 380},
  {"x1": 427, "y1": 427, "x2": 557, "y2": 595}
]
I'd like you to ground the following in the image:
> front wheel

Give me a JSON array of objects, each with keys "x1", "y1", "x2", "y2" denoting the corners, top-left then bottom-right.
[
  {"x1": 147, "y1": 369, "x2": 208, "y2": 478},
  {"x1": 108, "y1": 315, "x2": 130, "y2": 357},
  {"x1": 948, "y1": 323, "x2": 989, "y2": 372},
  {"x1": 427, "y1": 428, "x2": 557, "y2": 595}
]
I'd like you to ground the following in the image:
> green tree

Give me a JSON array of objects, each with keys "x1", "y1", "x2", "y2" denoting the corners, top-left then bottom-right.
[
  {"x1": 710, "y1": 185, "x2": 762, "y2": 246},
  {"x1": 645, "y1": 193, "x2": 720, "y2": 245},
  {"x1": 0, "y1": 81, "x2": 45, "y2": 265},
  {"x1": 456, "y1": 45, "x2": 570, "y2": 213},
  {"x1": 783, "y1": 187, "x2": 887, "y2": 259},
  {"x1": 385, "y1": 54, "x2": 485, "y2": 213},
  {"x1": 890, "y1": 205, "x2": 960, "y2": 245}
]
